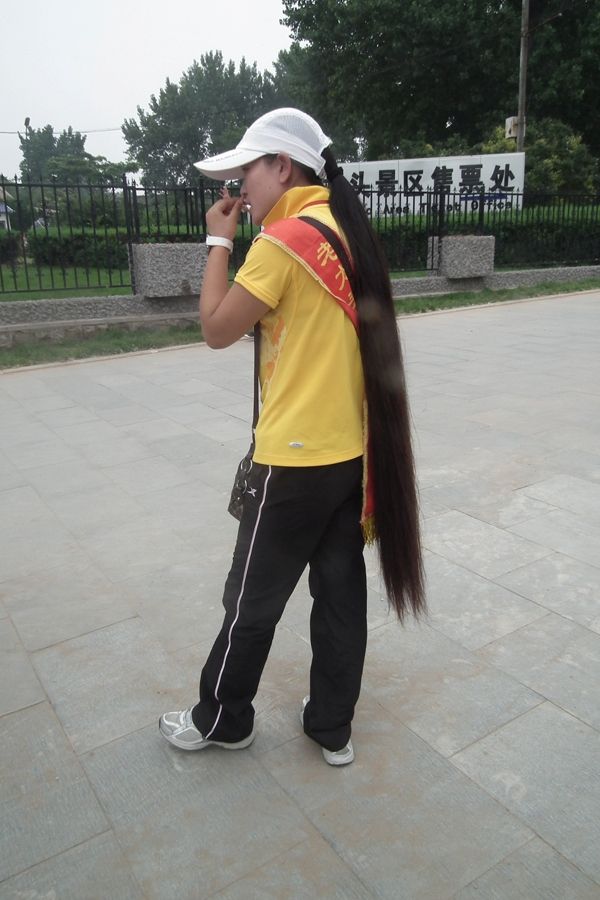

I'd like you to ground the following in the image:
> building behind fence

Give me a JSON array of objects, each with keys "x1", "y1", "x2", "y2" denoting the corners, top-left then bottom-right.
[{"x1": 1, "y1": 175, "x2": 599, "y2": 295}]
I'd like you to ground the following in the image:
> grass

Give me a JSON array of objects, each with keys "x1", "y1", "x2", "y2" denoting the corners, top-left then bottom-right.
[
  {"x1": 389, "y1": 270, "x2": 429, "y2": 279},
  {"x1": 1, "y1": 277, "x2": 599, "y2": 371},
  {"x1": 393, "y1": 276, "x2": 600, "y2": 315},
  {"x1": 0, "y1": 324, "x2": 204, "y2": 369},
  {"x1": 0, "y1": 265, "x2": 131, "y2": 301}
]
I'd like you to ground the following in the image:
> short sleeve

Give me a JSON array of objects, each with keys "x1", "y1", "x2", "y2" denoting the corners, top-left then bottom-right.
[{"x1": 234, "y1": 236, "x2": 294, "y2": 309}]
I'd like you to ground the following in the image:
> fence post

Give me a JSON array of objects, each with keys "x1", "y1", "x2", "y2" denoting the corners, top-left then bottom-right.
[
  {"x1": 123, "y1": 174, "x2": 136, "y2": 295},
  {"x1": 438, "y1": 187, "x2": 446, "y2": 237},
  {"x1": 199, "y1": 178, "x2": 207, "y2": 236},
  {"x1": 432, "y1": 188, "x2": 447, "y2": 270}
]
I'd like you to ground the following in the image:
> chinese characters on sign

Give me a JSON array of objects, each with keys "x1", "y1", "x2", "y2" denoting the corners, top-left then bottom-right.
[{"x1": 347, "y1": 153, "x2": 525, "y2": 215}]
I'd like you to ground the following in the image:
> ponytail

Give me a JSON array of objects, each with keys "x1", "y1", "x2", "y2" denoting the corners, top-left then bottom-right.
[{"x1": 322, "y1": 148, "x2": 426, "y2": 621}]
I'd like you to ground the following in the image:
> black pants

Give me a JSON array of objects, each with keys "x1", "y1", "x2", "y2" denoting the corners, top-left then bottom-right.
[{"x1": 192, "y1": 457, "x2": 367, "y2": 752}]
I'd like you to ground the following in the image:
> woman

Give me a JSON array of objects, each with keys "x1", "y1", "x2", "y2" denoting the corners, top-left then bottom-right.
[{"x1": 159, "y1": 108, "x2": 425, "y2": 765}]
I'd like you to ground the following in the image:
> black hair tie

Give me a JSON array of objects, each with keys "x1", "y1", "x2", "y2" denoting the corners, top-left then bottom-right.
[{"x1": 328, "y1": 165, "x2": 344, "y2": 181}]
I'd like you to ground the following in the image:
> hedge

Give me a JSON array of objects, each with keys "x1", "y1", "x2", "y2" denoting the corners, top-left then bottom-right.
[
  {"x1": 21, "y1": 208, "x2": 600, "y2": 274},
  {"x1": 0, "y1": 230, "x2": 20, "y2": 264},
  {"x1": 28, "y1": 231, "x2": 129, "y2": 270},
  {"x1": 486, "y1": 218, "x2": 600, "y2": 267},
  {"x1": 25, "y1": 228, "x2": 205, "y2": 271},
  {"x1": 375, "y1": 212, "x2": 600, "y2": 269}
]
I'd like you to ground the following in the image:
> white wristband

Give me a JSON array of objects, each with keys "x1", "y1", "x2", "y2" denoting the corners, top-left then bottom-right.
[{"x1": 206, "y1": 235, "x2": 233, "y2": 253}]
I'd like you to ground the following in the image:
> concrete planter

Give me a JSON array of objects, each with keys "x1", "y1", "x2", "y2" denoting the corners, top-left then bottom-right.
[
  {"x1": 439, "y1": 235, "x2": 495, "y2": 279},
  {"x1": 131, "y1": 243, "x2": 208, "y2": 298}
]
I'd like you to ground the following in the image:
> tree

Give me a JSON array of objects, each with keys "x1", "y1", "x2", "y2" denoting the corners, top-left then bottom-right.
[
  {"x1": 280, "y1": 0, "x2": 600, "y2": 160},
  {"x1": 18, "y1": 124, "x2": 57, "y2": 179},
  {"x1": 272, "y1": 45, "x2": 359, "y2": 161},
  {"x1": 280, "y1": 0, "x2": 521, "y2": 159},
  {"x1": 18, "y1": 124, "x2": 131, "y2": 183},
  {"x1": 44, "y1": 154, "x2": 130, "y2": 183},
  {"x1": 54, "y1": 126, "x2": 87, "y2": 159},
  {"x1": 482, "y1": 119, "x2": 599, "y2": 193},
  {"x1": 122, "y1": 52, "x2": 281, "y2": 184},
  {"x1": 525, "y1": 0, "x2": 600, "y2": 156}
]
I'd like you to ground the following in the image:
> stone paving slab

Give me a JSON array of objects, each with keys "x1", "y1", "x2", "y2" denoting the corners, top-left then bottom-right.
[
  {"x1": 77, "y1": 515, "x2": 199, "y2": 583},
  {"x1": 119, "y1": 560, "x2": 229, "y2": 653},
  {"x1": 496, "y1": 552, "x2": 600, "y2": 634},
  {"x1": 1, "y1": 292, "x2": 600, "y2": 896},
  {"x1": 453, "y1": 838, "x2": 600, "y2": 900},
  {"x1": 260, "y1": 702, "x2": 533, "y2": 900},
  {"x1": 423, "y1": 508, "x2": 552, "y2": 579},
  {"x1": 508, "y1": 508, "x2": 600, "y2": 569},
  {"x1": 2, "y1": 557, "x2": 137, "y2": 651},
  {"x1": 477, "y1": 613, "x2": 600, "y2": 730},
  {"x1": 32, "y1": 617, "x2": 191, "y2": 754},
  {"x1": 1, "y1": 518, "x2": 81, "y2": 582},
  {"x1": 0, "y1": 618, "x2": 45, "y2": 716},
  {"x1": 0, "y1": 704, "x2": 108, "y2": 883},
  {"x1": 365, "y1": 619, "x2": 543, "y2": 757},
  {"x1": 423, "y1": 551, "x2": 548, "y2": 649},
  {"x1": 209, "y1": 833, "x2": 374, "y2": 900},
  {"x1": 82, "y1": 726, "x2": 313, "y2": 900},
  {"x1": 0, "y1": 832, "x2": 144, "y2": 900},
  {"x1": 452, "y1": 703, "x2": 600, "y2": 885}
]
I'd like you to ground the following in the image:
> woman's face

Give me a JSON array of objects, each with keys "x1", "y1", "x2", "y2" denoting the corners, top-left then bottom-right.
[{"x1": 240, "y1": 156, "x2": 286, "y2": 226}]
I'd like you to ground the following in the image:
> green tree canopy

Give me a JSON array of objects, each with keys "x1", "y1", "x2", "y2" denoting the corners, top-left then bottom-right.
[
  {"x1": 54, "y1": 126, "x2": 87, "y2": 159},
  {"x1": 526, "y1": 0, "x2": 600, "y2": 155},
  {"x1": 122, "y1": 52, "x2": 281, "y2": 184},
  {"x1": 279, "y1": 0, "x2": 600, "y2": 160},
  {"x1": 279, "y1": 0, "x2": 521, "y2": 159},
  {"x1": 18, "y1": 124, "x2": 131, "y2": 183},
  {"x1": 18, "y1": 124, "x2": 57, "y2": 179},
  {"x1": 46, "y1": 154, "x2": 135, "y2": 184},
  {"x1": 271, "y1": 44, "x2": 360, "y2": 161},
  {"x1": 481, "y1": 118, "x2": 599, "y2": 193}
]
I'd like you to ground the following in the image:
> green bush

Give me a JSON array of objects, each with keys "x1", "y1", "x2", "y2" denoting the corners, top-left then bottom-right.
[
  {"x1": 437, "y1": 217, "x2": 600, "y2": 267},
  {"x1": 370, "y1": 201, "x2": 600, "y2": 268},
  {"x1": 481, "y1": 120, "x2": 599, "y2": 194},
  {"x1": 0, "y1": 230, "x2": 20, "y2": 264},
  {"x1": 20, "y1": 201, "x2": 600, "y2": 276},
  {"x1": 490, "y1": 217, "x2": 600, "y2": 267},
  {"x1": 28, "y1": 230, "x2": 129, "y2": 270}
]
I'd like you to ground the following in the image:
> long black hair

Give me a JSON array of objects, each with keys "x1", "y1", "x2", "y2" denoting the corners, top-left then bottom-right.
[{"x1": 320, "y1": 148, "x2": 426, "y2": 621}]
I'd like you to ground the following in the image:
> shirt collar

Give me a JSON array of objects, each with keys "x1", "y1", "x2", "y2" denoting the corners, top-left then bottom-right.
[{"x1": 262, "y1": 185, "x2": 330, "y2": 227}]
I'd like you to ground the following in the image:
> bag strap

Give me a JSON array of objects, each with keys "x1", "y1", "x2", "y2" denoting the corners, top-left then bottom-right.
[
  {"x1": 251, "y1": 326, "x2": 260, "y2": 438},
  {"x1": 297, "y1": 215, "x2": 357, "y2": 295}
]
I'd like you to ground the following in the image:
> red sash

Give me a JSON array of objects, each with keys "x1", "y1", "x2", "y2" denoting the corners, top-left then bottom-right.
[
  {"x1": 260, "y1": 218, "x2": 358, "y2": 329},
  {"x1": 257, "y1": 216, "x2": 375, "y2": 542}
]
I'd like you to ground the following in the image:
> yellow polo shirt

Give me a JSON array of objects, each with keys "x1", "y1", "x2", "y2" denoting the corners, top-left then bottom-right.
[{"x1": 234, "y1": 185, "x2": 364, "y2": 466}]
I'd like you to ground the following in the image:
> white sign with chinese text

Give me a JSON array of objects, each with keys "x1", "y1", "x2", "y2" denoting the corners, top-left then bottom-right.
[{"x1": 345, "y1": 152, "x2": 525, "y2": 215}]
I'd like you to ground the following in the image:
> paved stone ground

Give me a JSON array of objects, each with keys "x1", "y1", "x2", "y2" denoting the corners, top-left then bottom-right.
[{"x1": 1, "y1": 292, "x2": 600, "y2": 899}]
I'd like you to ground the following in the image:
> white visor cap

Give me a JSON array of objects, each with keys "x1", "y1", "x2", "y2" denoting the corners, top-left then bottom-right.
[{"x1": 194, "y1": 108, "x2": 332, "y2": 181}]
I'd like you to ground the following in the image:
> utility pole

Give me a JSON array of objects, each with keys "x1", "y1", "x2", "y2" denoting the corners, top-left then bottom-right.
[
  {"x1": 23, "y1": 117, "x2": 31, "y2": 177},
  {"x1": 517, "y1": 0, "x2": 530, "y2": 151}
]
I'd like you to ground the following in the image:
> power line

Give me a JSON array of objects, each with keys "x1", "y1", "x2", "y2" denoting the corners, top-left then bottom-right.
[{"x1": 0, "y1": 127, "x2": 123, "y2": 135}]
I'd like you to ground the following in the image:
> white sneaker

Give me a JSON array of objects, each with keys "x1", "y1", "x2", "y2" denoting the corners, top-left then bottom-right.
[
  {"x1": 159, "y1": 707, "x2": 255, "y2": 751},
  {"x1": 300, "y1": 696, "x2": 354, "y2": 766}
]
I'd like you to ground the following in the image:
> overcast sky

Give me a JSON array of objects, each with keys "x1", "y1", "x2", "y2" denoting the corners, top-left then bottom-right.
[{"x1": 0, "y1": 0, "x2": 291, "y2": 178}]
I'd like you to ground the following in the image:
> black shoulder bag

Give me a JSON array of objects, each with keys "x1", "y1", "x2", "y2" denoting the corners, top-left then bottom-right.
[{"x1": 227, "y1": 326, "x2": 260, "y2": 520}]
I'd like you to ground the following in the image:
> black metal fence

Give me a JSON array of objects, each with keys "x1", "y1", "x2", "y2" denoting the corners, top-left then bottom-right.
[
  {"x1": 0, "y1": 176, "x2": 133, "y2": 295},
  {"x1": 123, "y1": 180, "x2": 256, "y2": 271},
  {"x1": 352, "y1": 187, "x2": 600, "y2": 270},
  {"x1": 1, "y1": 175, "x2": 599, "y2": 296},
  {"x1": 120, "y1": 182, "x2": 600, "y2": 271},
  {"x1": 420, "y1": 188, "x2": 600, "y2": 270}
]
